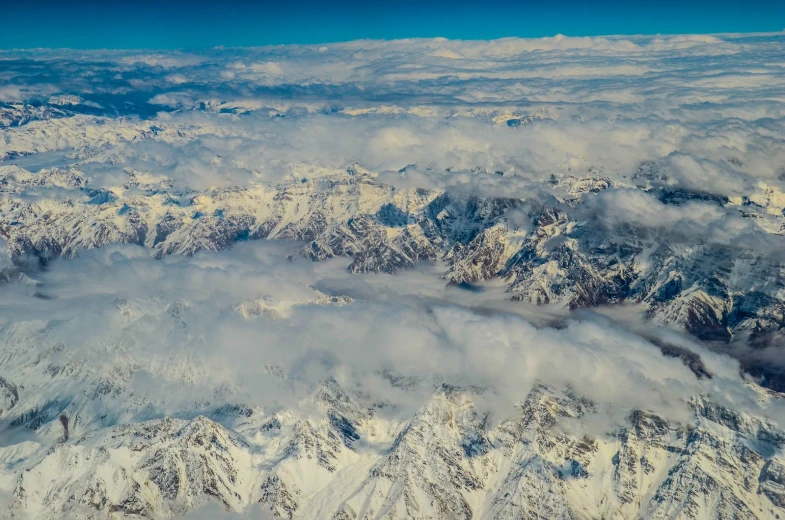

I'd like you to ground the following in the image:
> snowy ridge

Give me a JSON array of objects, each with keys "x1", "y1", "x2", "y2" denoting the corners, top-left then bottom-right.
[
  {"x1": 2, "y1": 379, "x2": 784, "y2": 519},
  {"x1": 2, "y1": 160, "x2": 784, "y2": 350}
]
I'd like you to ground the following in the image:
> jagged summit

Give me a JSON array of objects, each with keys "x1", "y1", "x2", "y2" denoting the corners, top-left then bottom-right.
[{"x1": 2, "y1": 375, "x2": 783, "y2": 519}]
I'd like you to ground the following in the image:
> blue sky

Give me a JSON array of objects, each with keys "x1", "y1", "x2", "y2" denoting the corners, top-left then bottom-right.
[{"x1": 1, "y1": 0, "x2": 784, "y2": 49}]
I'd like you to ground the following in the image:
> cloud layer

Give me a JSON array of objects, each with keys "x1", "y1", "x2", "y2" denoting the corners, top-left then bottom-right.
[{"x1": 0, "y1": 240, "x2": 779, "y2": 433}]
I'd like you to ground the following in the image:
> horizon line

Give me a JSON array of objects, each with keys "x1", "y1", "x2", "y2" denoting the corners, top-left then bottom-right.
[{"x1": 2, "y1": 29, "x2": 784, "y2": 53}]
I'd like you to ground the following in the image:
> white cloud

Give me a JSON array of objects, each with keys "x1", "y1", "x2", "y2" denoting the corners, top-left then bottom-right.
[
  {"x1": 165, "y1": 73, "x2": 190, "y2": 85},
  {"x1": 0, "y1": 241, "x2": 778, "y2": 430},
  {"x1": 118, "y1": 53, "x2": 206, "y2": 68}
]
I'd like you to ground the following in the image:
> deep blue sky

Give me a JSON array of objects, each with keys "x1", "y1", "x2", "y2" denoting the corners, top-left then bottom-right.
[{"x1": 2, "y1": 0, "x2": 784, "y2": 49}]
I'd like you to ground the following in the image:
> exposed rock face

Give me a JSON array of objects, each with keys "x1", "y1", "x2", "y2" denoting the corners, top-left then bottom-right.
[{"x1": 0, "y1": 377, "x2": 18, "y2": 419}]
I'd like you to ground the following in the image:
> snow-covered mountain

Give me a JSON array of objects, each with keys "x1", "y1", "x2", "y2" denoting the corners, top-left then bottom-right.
[
  {"x1": 2, "y1": 355, "x2": 784, "y2": 520},
  {"x1": 3, "y1": 33, "x2": 785, "y2": 519},
  {"x1": 0, "y1": 285, "x2": 783, "y2": 520},
  {"x1": 2, "y1": 159, "x2": 784, "y2": 357},
  {"x1": 1, "y1": 157, "x2": 784, "y2": 519}
]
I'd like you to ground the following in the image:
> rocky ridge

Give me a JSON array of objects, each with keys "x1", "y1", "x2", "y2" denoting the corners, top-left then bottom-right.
[{"x1": 2, "y1": 160, "x2": 784, "y2": 351}]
